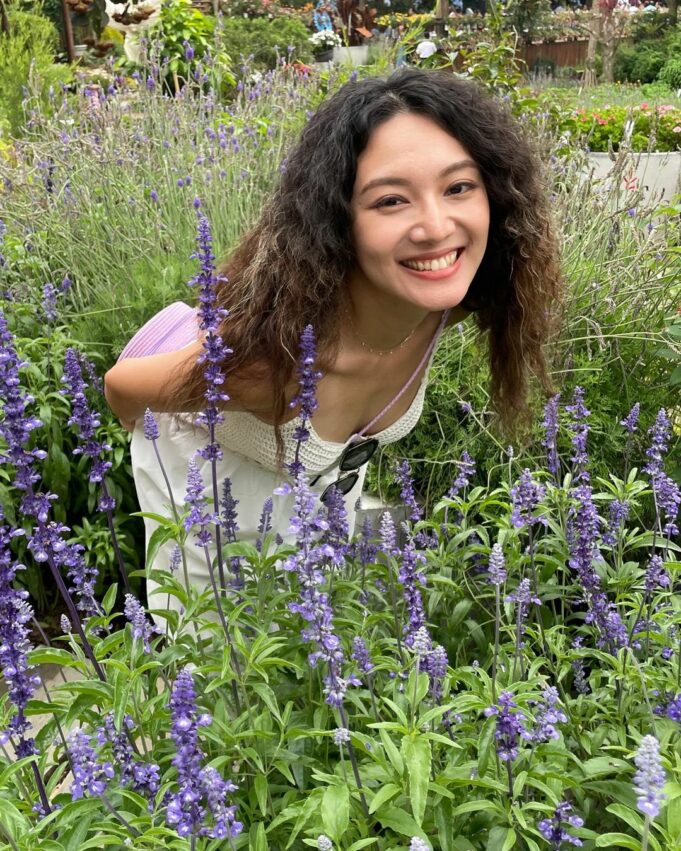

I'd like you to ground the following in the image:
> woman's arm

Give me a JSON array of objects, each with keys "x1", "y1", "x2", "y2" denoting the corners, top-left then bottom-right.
[{"x1": 104, "y1": 340, "x2": 206, "y2": 431}]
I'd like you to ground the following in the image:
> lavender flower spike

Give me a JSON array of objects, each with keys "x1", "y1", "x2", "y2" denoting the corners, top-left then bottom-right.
[
  {"x1": 510, "y1": 468, "x2": 546, "y2": 529},
  {"x1": 620, "y1": 402, "x2": 640, "y2": 434},
  {"x1": 633, "y1": 735, "x2": 666, "y2": 819},
  {"x1": 68, "y1": 729, "x2": 115, "y2": 800},
  {"x1": 541, "y1": 393, "x2": 561, "y2": 478},
  {"x1": 124, "y1": 594, "x2": 159, "y2": 653},
  {"x1": 487, "y1": 543, "x2": 507, "y2": 586}
]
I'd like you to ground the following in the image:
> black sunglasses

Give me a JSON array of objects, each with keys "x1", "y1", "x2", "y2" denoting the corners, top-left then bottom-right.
[{"x1": 311, "y1": 437, "x2": 380, "y2": 505}]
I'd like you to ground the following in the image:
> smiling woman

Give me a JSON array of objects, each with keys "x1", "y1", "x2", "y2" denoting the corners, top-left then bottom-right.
[{"x1": 103, "y1": 68, "x2": 562, "y2": 600}]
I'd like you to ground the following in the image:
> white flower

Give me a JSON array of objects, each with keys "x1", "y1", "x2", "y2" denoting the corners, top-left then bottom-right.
[{"x1": 415, "y1": 40, "x2": 437, "y2": 59}]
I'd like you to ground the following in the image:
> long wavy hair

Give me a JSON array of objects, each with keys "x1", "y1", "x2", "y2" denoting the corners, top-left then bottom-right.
[{"x1": 177, "y1": 68, "x2": 562, "y2": 446}]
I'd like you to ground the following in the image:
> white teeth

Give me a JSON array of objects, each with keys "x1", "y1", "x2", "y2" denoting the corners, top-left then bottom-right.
[{"x1": 403, "y1": 250, "x2": 459, "y2": 272}]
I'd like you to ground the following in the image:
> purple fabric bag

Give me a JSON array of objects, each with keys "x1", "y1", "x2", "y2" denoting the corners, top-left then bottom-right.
[{"x1": 117, "y1": 301, "x2": 199, "y2": 362}]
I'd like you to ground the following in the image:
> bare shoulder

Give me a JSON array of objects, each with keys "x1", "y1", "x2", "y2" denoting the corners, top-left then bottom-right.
[{"x1": 104, "y1": 342, "x2": 274, "y2": 426}]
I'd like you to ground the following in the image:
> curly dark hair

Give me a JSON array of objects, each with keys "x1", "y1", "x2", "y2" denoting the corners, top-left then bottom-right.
[{"x1": 178, "y1": 68, "x2": 562, "y2": 445}]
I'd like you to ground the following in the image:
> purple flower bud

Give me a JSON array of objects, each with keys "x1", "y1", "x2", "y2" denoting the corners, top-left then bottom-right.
[{"x1": 633, "y1": 735, "x2": 666, "y2": 818}]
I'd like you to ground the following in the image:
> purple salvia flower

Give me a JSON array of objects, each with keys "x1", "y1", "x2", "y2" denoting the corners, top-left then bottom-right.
[
  {"x1": 487, "y1": 542, "x2": 507, "y2": 586},
  {"x1": 68, "y1": 729, "x2": 115, "y2": 800},
  {"x1": 483, "y1": 691, "x2": 529, "y2": 762},
  {"x1": 565, "y1": 387, "x2": 590, "y2": 481},
  {"x1": 633, "y1": 735, "x2": 666, "y2": 819},
  {"x1": 321, "y1": 485, "x2": 350, "y2": 567},
  {"x1": 61, "y1": 349, "x2": 113, "y2": 486},
  {"x1": 143, "y1": 409, "x2": 159, "y2": 441},
  {"x1": 123, "y1": 594, "x2": 159, "y2": 653},
  {"x1": 167, "y1": 668, "x2": 242, "y2": 839},
  {"x1": 541, "y1": 393, "x2": 561, "y2": 477},
  {"x1": 537, "y1": 800, "x2": 584, "y2": 849},
  {"x1": 528, "y1": 686, "x2": 567, "y2": 744},
  {"x1": 411, "y1": 626, "x2": 432, "y2": 657},
  {"x1": 645, "y1": 554, "x2": 670, "y2": 594},
  {"x1": 398, "y1": 533, "x2": 428, "y2": 646},
  {"x1": 288, "y1": 324, "x2": 322, "y2": 476},
  {"x1": 169, "y1": 544, "x2": 182, "y2": 573},
  {"x1": 317, "y1": 837, "x2": 333, "y2": 851},
  {"x1": 425, "y1": 643, "x2": 448, "y2": 702},
  {"x1": 0, "y1": 511, "x2": 39, "y2": 756},
  {"x1": 255, "y1": 496, "x2": 273, "y2": 551},
  {"x1": 220, "y1": 477, "x2": 239, "y2": 542},
  {"x1": 652, "y1": 472, "x2": 680, "y2": 538},
  {"x1": 220, "y1": 477, "x2": 241, "y2": 586},
  {"x1": 667, "y1": 695, "x2": 681, "y2": 722},
  {"x1": 510, "y1": 469, "x2": 546, "y2": 529},
  {"x1": 188, "y1": 210, "x2": 231, "y2": 464},
  {"x1": 505, "y1": 577, "x2": 540, "y2": 608},
  {"x1": 41, "y1": 282, "x2": 59, "y2": 322},
  {"x1": 644, "y1": 409, "x2": 671, "y2": 479},
  {"x1": 97, "y1": 713, "x2": 160, "y2": 801},
  {"x1": 59, "y1": 275, "x2": 72, "y2": 294},
  {"x1": 447, "y1": 450, "x2": 476, "y2": 498},
  {"x1": 395, "y1": 459, "x2": 422, "y2": 523},
  {"x1": 353, "y1": 515, "x2": 378, "y2": 567},
  {"x1": 183, "y1": 459, "x2": 215, "y2": 547},
  {"x1": 409, "y1": 839, "x2": 430, "y2": 851},
  {"x1": 332, "y1": 727, "x2": 350, "y2": 745},
  {"x1": 351, "y1": 636, "x2": 373, "y2": 674},
  {"x1": 601, "y1": 499, "x2": 630, "y2": 547},
  {"x1": 379, "y1": 511, "x2": 400, "y2": 558},
  {"x1": 184, "y1": 40, "x2": 195, "y2": 61},
  {"x1": 620, "y1": 402, "x2": 640, "y2": 434},
  {"x1": 284, "y1": 470, "x2": 347, "y2": 707},
  {"x1": 61, "y1": 614, "x2": 71, "y2": 633}
]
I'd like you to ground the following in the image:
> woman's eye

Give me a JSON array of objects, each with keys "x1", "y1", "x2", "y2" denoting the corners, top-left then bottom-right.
[
  {"x1": 374, "y1": 196, "x2": 405, "y2": 209},
  {"x1": 447, "y1": 182, "x2": 475, "y2": 196}
]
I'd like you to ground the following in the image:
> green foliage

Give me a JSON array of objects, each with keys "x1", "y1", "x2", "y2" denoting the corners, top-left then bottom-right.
[
  {"x1": 659, "y1": 58, "x2": 681, "y2": 92},
  {"x1": 614, "y1": 22, "x2": 681, "y2": 84},
  {"x1": 147, "y1": 0, "x2": 217, "y2": 84},
  {"x1": 0, "y1": 6, "x2": 66, "y2": 137},
  {"x1": 218, "y1": 15, "x2": 314, "y2": 70}
]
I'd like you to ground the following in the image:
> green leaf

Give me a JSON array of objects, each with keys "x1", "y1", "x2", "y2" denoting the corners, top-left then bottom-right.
[
  {"x1": 347, "y1": 840, "x2": 379, "y2": 850},
  {"x1": 146, "y1": 524, "x2": 178, "y2": 572},
  {"x1": 667, "y1": 794, "x2": 681, "y2": 840},
  {"x1": 101, "y1": 582, "x2": 118, "y2": 615},
  {"x1": 406, "y1": 669, "x2": 430, "y2": 710},
  {"x1": 250, "y1": 822, "x2": 268, "y2": 851},
  {"x1": 321, "y1": 784, "x2": 350, "y2": 842},
  {"x1": 595, "y1": 834, "x2": 642, "y2": 849},
  {"x1": 369, "y1": 783, "x2": 400, "y2": 814},
  {"x1": 254, "y1": 774, "x2": 268, "y2": 817},
  {"x1": 401, "y1": 734, "x2": 431, "y2": 827},
  {"x1": 486, "y1": 826, "x2": 516, "y2": 851},
  {"x1": 376, "y1": 806, "x2": 429, "y2": 842},
  {"x1": 606, "y1": 803, "x2": 645, "y2": 836},
  {"x1": 477, "y1": 714, "x2": 496, "y2": 777},
  {"x1": 0, "y1": 797, "x2": 30, "y2": 840},
  {"x1": 379, "y1": 728, "x2": 404, "y2": 776}
]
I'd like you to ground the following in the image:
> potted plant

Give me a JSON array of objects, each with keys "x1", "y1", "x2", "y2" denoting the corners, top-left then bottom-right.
[{"x1": 308, "y1": 28, "x2": 341, "y2": 63}]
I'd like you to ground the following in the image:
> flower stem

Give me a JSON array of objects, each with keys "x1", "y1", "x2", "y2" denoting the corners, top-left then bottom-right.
[{"x1": 100, "y1": 480, "x2": 132, "y2": 595}]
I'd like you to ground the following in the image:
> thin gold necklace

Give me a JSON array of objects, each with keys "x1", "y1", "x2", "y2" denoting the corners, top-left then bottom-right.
[{"x1": 346, "y1": 310, "x2": 421, "y2": 357}]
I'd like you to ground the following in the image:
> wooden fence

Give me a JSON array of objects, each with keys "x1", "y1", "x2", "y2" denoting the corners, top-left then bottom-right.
[{"x1": 517, "y1": 39, "x2": 590, "y2": 69}]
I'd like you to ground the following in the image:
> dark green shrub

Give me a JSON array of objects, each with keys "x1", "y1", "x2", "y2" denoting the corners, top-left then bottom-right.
[
  {"x1": 218, "y1": 16, "x2": 313, "y2": 70},
  {"x1": 614, "y1": 43, "x2": 667, "y2": 84},
  {"x1": 0, "y1": 7, "x2": 69, "y2": 137},
  {"x1": 659, "y1": 58, "x2": 681, "y2": 91}
]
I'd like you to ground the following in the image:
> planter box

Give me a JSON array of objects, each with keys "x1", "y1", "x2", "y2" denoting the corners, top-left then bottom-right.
[
  {"x1": 332, "y1": 45, "x2": 369, "y2": 66},
  {"x1": 587, "y1": 151, "x2": 681, "y2": 204}
]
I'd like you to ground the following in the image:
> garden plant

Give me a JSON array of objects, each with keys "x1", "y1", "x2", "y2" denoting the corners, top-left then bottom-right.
[{"x1": 0, "y1": 13, "x2": 680, "y2": 850}]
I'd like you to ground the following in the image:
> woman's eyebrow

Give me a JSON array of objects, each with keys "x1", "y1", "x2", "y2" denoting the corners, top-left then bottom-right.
[{"x1": 358, "y1": 158, "x2": 479, "y2": 197}]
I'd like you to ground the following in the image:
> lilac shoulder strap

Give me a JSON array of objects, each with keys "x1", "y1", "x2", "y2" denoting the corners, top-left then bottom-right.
[{"x1": 357, "y1": 309, "x2": 451, "y2": 439}]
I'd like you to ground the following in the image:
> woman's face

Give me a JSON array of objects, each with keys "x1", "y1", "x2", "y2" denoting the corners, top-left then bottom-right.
[{"x1": 349, "y1": 112, "x2": 490, "y2": 316}]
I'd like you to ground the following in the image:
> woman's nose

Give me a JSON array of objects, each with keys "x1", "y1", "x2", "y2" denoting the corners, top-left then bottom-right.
[{"x1": 409, "y1": 199, "x2": 456, "y2": 244}]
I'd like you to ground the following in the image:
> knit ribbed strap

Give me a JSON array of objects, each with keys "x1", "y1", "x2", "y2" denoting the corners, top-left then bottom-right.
[{"x1": 357, "y1": 309, "x2": 451, "y2": 439}]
